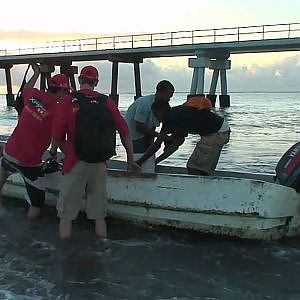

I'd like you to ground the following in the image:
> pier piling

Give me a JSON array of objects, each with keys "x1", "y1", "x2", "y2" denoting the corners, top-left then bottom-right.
[
  {"x1": 60, "y1": 64, "x2": 78, "y2": 91},
  {"x1": 133, "y1": 61, "x2": 142, "y2": 100},
  {"x1": 208, "y1": 58, "x2": 231, "y2": 108},
  {"x1": 39, "y1": 64, "x2": 55, "y2": 91},
  {"x1": 110, "y1": 61, "x2": 119, "y2": 105},
  {"x1": 3, "y1": 65, "x2": 15, "y2": 106},
  {"x1": 206, "y1": 94, "x2": 217, "y2": 107}
]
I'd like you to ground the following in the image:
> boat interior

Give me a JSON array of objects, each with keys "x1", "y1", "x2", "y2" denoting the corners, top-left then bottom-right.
[
  {"x1": 0, "y1": 138, "x2": 276, "y2": 184},
  {"x1": 107, "y1": 159, "x2": 276, "y2": 183}
]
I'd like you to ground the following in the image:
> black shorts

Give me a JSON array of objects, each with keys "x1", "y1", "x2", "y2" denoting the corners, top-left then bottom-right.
[{"x1": 1, "y1": 157, "x2": 45, "y2": 208}]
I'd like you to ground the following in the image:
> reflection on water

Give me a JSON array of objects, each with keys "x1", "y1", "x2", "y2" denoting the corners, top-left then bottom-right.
[{"x1": 0, "y1": 93, "x2": 300, "y2": 299}]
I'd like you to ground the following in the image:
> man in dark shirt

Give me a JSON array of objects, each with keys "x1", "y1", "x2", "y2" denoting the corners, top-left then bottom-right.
[{"x1": 136, "y1": 100, "x2": 230, "y2": 175}]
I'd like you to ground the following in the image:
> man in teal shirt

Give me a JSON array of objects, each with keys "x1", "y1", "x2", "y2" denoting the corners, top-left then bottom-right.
[{"x1": 125, "y1": 80, "x2": 174, "y2": 171}]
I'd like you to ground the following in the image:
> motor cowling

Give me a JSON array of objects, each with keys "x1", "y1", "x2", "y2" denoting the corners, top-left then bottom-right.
[{"x1": 275, "y1": 142, "x2": 300, "y2": 192}]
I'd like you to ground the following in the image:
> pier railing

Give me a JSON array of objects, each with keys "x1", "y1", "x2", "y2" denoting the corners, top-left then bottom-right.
[{"x1": 0, "y1": 22, "x2": 299, "y2": 56}]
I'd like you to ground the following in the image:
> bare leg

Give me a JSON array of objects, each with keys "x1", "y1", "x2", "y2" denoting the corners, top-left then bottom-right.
[
  {"x1": 95, "y1": 218, "x2": 107, "y2": 238},
  {"x1": 59, "y1": 218, "x2": 72, "y2": 239},
  {"x1": 27, "y1": 206, "x2": 41, "y2": 219}
]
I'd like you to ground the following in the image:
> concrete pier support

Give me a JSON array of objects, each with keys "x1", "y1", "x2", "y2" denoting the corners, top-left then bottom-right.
[
  {"x1": 134, "y1": 61, "x2": 142, "y2": 100},
  {"x1": 40, "y1": 64, "x2": 55, "y2": 91},
  {"x1": 208, "y1": 58, "x2": 231, "y2": 108},
  {"x1": 219, "y1": 95, "x2": 230, "y2": 107},
  {"x1": 189, "y1": 56, "x2": 210, "y2": 95},
  {"x1": 4, "y1": 65, "x2": 15, "y2": 106},
  {"x1": 110, "y1": 61, "x2": 119, "y2": 105},
  {"x1": 60, "y1": 64, "x2": 78, "y2": 91},
  {"x1": 206, "y1": 94, "x2": 217, "y2": 107},
  {"x1": 209, "y1": 69, "x2": 219, "y2": 94},
  {"x1": 219, "y1": 69, "x2": 230, "y2": 107}
]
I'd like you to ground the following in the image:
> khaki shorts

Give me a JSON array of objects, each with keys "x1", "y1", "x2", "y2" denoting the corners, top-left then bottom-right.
[
  {"x1": 187, "y1": 131, "x2": 230, "y2": 174},
  {"x1": 57, "y1": 161, "x2": 107, "y2": 220}
]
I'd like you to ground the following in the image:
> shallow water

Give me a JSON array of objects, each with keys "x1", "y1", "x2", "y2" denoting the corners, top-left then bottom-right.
[
  {"x1": 0, "y1": 200, "x2": 300, "y2": 300},
  {"x1": 0, "y1": 93, "x2": 300, "y2": 299},
  {"x1": 1, "y1": 200, "x2": 300, "y2": 300}
]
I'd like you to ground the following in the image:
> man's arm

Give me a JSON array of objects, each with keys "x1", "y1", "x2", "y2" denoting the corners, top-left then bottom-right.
[
  {"x1": 24, "y1": 63, "x2": 40, "y2": 89},
  {"x1": 136, "y1": 131, "x2": 167, "y2": 166},
  {"x1": 49, "y1": 139, "x2": 65, "y2": 156},
  {"x1": 136, "y1": 122, "x2": 158, "y2": 138},
  {"x1": 155, "y1": 136, "x2": 185, "y2": 165},
  {"x1": 106, "y1": 99, "x2": 141, "y2": 172},
  {"x1": 120, "y1": 133, "x2": 141, "y2": 172}
]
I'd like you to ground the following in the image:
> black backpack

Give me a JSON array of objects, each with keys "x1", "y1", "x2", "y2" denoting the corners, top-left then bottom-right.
[
  {"x1": 73, "y1": 92, "x2": 116, "y2": 163},
  {"x1": 275, "y1": 142, "x2": 300, "y2": 192}
]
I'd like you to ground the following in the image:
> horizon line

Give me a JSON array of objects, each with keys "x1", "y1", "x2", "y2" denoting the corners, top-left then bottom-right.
[{"x1": 0, "y1": 91, "x2": 300, "y2": 96}]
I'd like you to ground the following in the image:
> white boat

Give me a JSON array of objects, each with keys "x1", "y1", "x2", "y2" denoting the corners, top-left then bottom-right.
[{"x1": 1, "y1": 153, "x2": 300, "y2": 240}]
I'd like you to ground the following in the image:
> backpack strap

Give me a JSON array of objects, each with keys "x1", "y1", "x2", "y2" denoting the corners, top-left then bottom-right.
[
  {"x1": 71, "y1": 92, "x2": 87, "y2": 104},
  {"x1": 97, "y1": 93, "x2": 109, "y2": 102},
  {"x1": 71, "y1": 92, "x2": 108, "y2": 104}
]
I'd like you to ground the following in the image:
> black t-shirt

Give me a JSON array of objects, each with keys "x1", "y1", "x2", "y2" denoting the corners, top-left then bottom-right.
[{"x1": 161, "y1": 105, "x2": 224, "y2": 137}]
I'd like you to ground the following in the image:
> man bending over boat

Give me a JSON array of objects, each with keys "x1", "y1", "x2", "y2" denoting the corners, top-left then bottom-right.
[
  {"x1": 51, "y1": 65, "x2": 140, "y2": 240},
  {"x1": 125, "y1": 80, "x2": 174, "y2": 172},
  {"x1": 0, "y1": 63, "x2": 71, "y2": 218},
  {"x1": 136, "y1": 97, "x2": 230, "y2": 176}
]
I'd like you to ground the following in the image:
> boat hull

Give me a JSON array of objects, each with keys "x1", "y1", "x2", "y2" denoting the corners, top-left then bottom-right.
[{"x1": 2, "y1": 163, "x2": 300, "y2": 240}]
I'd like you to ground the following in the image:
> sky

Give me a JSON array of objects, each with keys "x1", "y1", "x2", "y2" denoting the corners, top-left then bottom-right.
[{"x1": 0, "y1": 0, "x2": 300, "y2": 93}]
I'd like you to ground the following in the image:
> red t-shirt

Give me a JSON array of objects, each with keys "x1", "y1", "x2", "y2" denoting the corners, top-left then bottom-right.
[
  {"x1": 52, "y1": 89, "x2": 129, "y2": 174},
  {"x1": 5, "y1": 88, "x2": 57, "y2": 165}
]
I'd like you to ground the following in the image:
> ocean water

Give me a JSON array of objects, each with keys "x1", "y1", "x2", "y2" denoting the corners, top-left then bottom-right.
[
  {"x1": 0, "y1": 92, "x2": 300, "y2": 299},
  {"x1": 2, "y1": 92, "x2": 298, "y2": 173}
]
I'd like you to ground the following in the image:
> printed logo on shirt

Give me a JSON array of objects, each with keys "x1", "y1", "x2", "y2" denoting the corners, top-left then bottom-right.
[{"x1": 25, "y1": 97, "x2": 49, "y2": 121}]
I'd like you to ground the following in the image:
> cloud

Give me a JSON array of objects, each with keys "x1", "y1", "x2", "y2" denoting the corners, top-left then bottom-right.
[{"x1": 228, "y1": 55, "x2": 300, "y2": 92}]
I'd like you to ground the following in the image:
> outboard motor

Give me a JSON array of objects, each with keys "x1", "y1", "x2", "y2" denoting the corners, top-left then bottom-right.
[{"x1": 275, "y1": 142, "x2": 300, "y2": 192}]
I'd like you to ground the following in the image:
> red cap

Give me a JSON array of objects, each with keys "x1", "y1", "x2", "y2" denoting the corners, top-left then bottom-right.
[
  {"x1": 79, "y1": 66, "x2": 99, "y2": 80},
  {"x1": 48, "y1": 74, "x2": 71, "y2": 90}
]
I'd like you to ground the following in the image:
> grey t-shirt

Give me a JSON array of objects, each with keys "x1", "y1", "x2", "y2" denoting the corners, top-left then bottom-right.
[{"x1": 125, "y1": 95, "x2": 159, "y2": 140}]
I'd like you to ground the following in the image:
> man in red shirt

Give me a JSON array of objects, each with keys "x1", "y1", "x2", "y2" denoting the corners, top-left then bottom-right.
[
  {"x1": 51, "y1": 65, "x2": 140, "y2": 240},
  {"x1": 0, "y1": 63, "x2": 71, "y2": 218}
]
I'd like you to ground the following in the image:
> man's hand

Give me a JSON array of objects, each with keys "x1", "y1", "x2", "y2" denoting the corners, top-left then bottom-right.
[
  {"x1": 24, "y1": 63, "x2": 41, "y2": 89},
  {"x1": 163, "y1": 135, "x2": 174, "y2": 149},
  {"x1": 135, "y1": 159, "x2": 142, "y2": 166},
  {"x1": 127, "y1": 161, "x2": 142, "y2": 173},
  {"x1": 31, "y1": 63, "x2": 40, "y2": 74}
]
